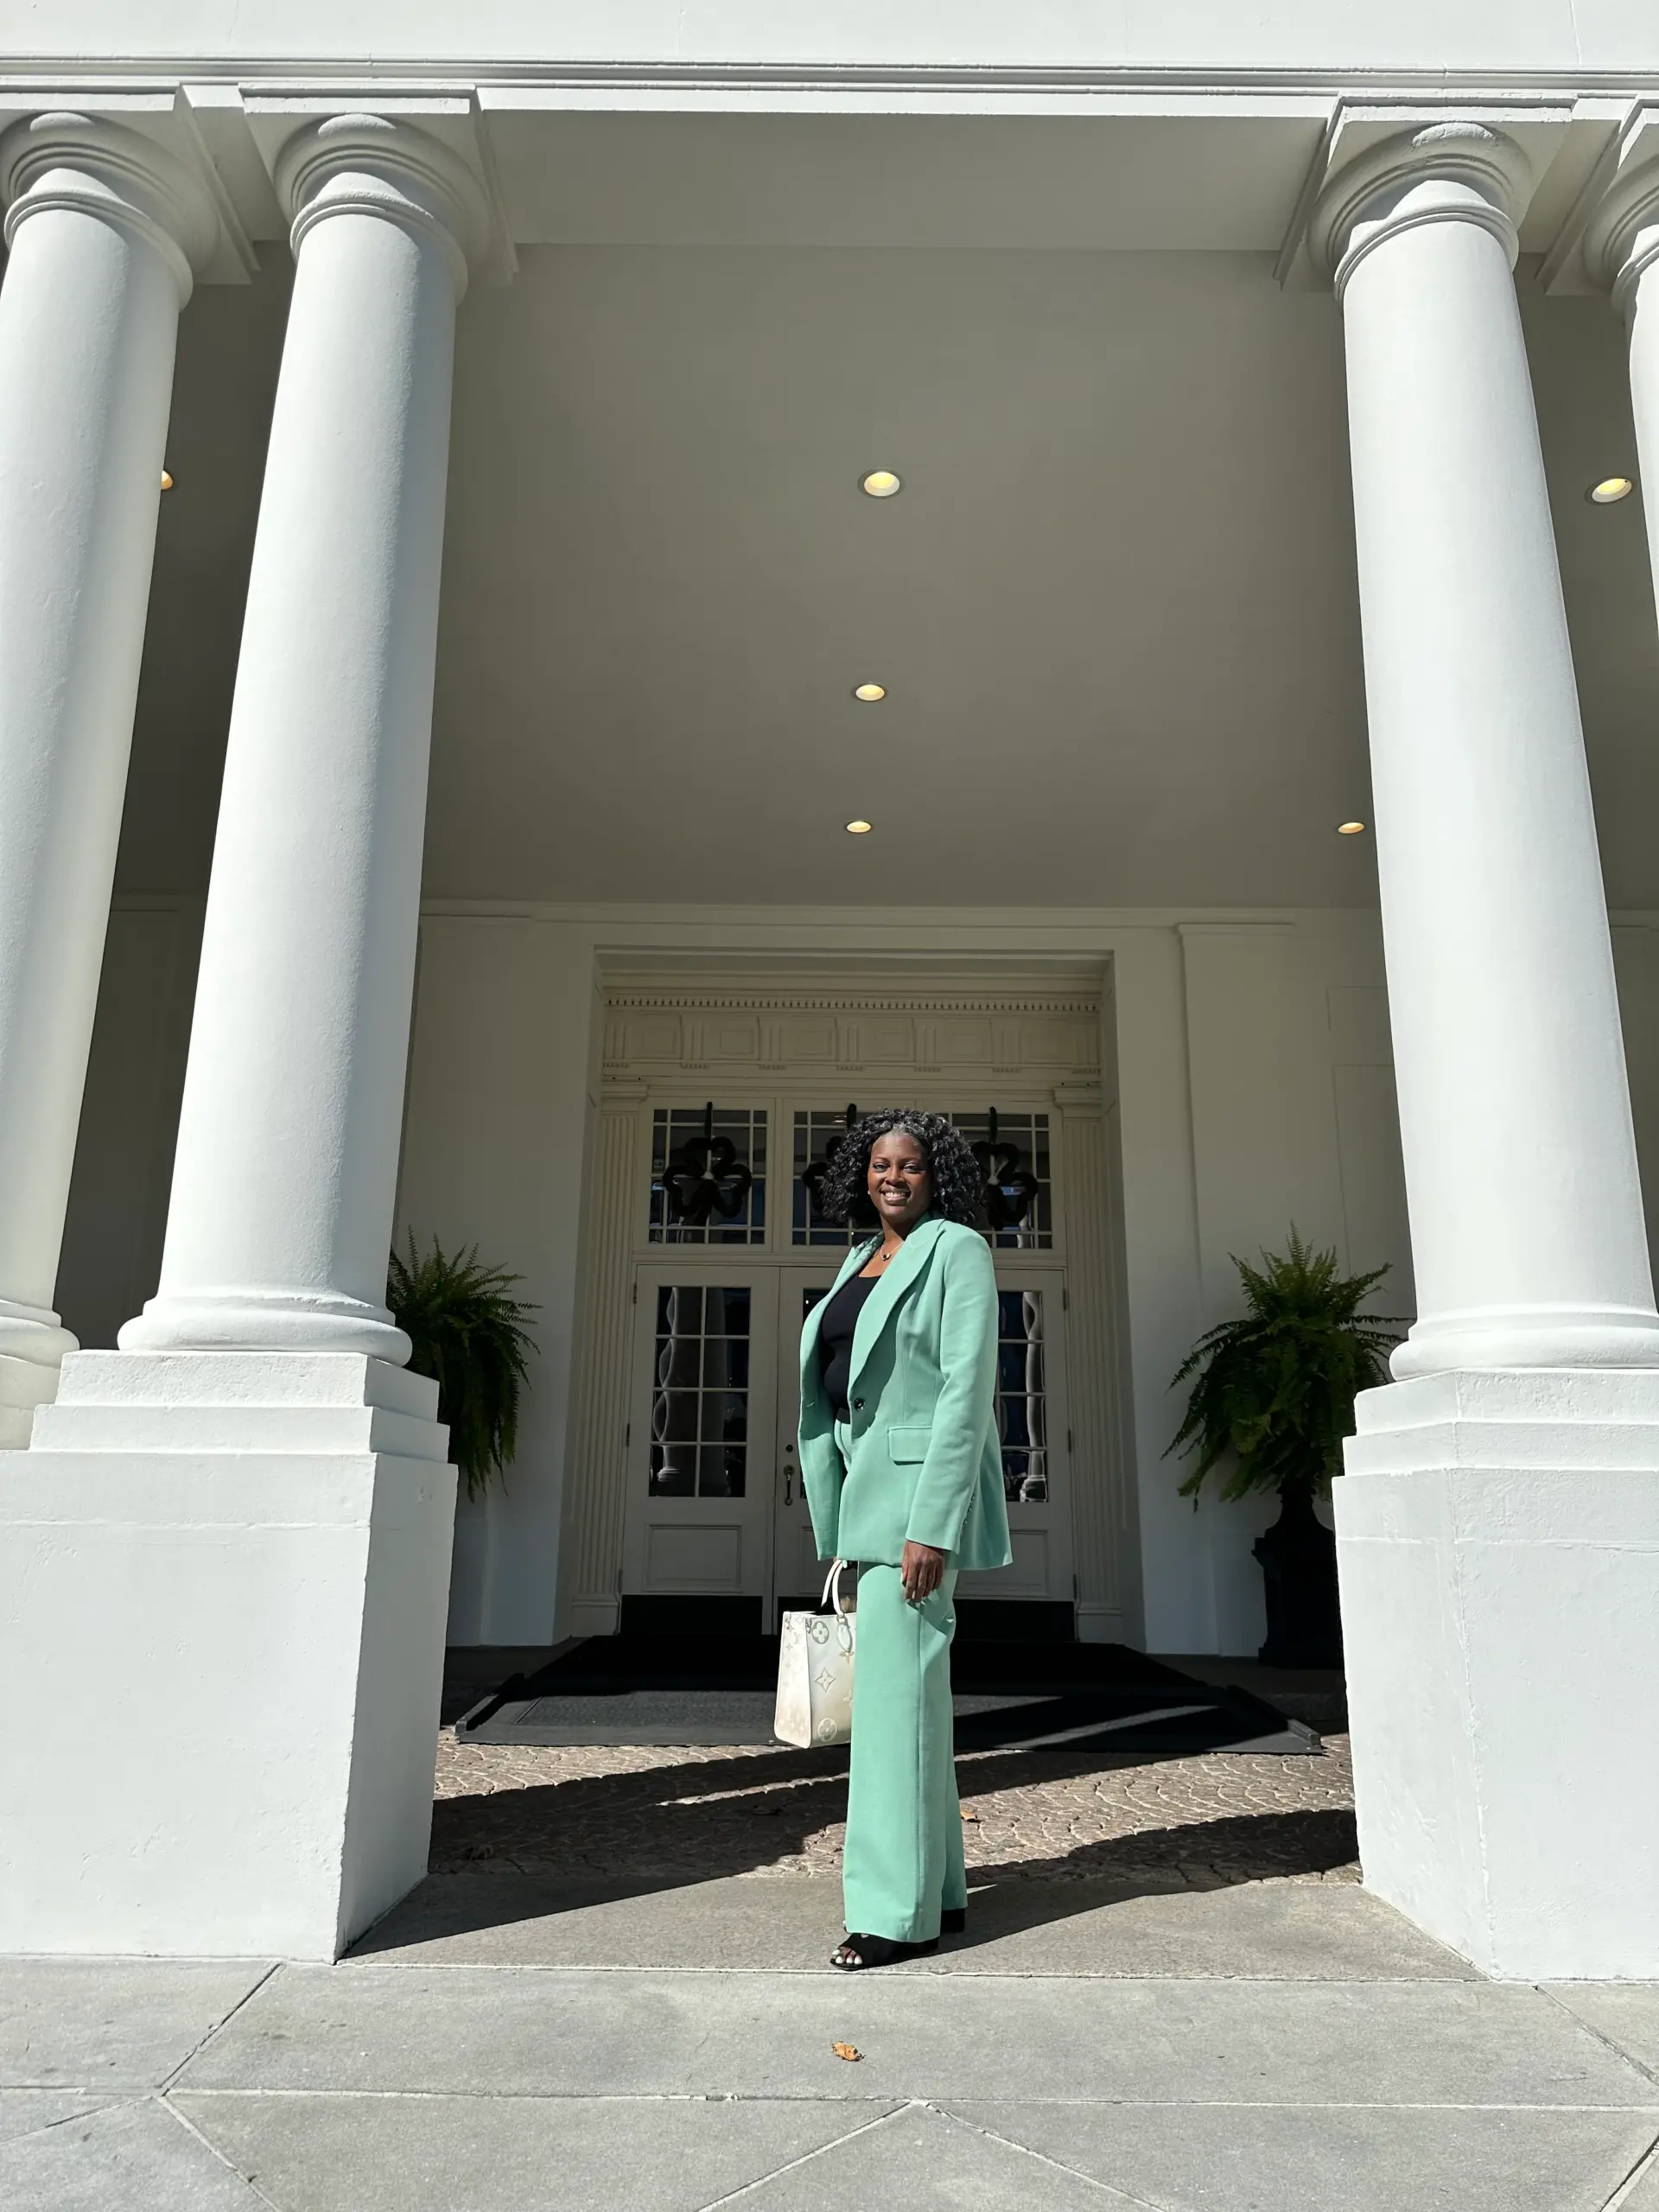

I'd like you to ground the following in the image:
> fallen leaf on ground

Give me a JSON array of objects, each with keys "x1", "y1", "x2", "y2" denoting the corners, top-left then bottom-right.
[{"x1": 832, "y1": 2042, "x2": 862, "y2": 2063}]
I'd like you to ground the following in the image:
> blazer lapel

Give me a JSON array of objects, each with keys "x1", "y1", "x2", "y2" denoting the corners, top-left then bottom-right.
[{"x1": 848, "y1": 1215, "x2": 947, "y2": 1395}]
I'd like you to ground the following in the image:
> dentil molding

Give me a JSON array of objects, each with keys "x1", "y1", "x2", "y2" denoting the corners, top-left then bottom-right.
[{"x1": 601, "y1": 977, "x2": 1103, "y2": 1085}]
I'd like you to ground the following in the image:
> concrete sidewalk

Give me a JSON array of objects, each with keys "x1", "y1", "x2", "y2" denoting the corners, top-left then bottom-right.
[{"x1": 5, "y1": 1873, "x2": 1659, "y2": 2210}]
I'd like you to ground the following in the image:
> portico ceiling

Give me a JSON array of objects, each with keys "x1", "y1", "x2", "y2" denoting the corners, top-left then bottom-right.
[{"x1": 115, "y1": 114, "x2": 1658, "y2": 909}]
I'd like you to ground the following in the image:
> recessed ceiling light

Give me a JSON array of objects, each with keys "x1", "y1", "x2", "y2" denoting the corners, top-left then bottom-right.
[
  {"x1": 860, "y1": 469, "x2": 902, "y2": 499},
  {"x1": 1588, "y1": 475, "x2": 1634, "y2": 505},
  {"x1": 160, "y1": 469, "x2": 174, "y2": 491},
  {"x1": 1338, "y1": 821, "x2": 1366, "y2": 836},
  {"x1": 853, "y1": 683, "x2": 886, "y2": 702},
  {"x1": 845, "y1": 819, "x2": 874, "y2": 835}
]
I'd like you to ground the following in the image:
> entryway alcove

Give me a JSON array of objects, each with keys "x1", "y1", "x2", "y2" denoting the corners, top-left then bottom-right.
[{"x1": 555, "y1": 957, "x2": 1141, "y2": 1647}]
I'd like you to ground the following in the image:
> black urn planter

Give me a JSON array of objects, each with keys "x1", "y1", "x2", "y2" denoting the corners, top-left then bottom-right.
[{"x1": 1252, "y1": 1485, "x2": 1343, "y2": 1669}]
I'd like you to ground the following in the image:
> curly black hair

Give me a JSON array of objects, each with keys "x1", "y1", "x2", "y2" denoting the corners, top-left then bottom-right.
[{"x1": 814, "y1": 1109, "x2": 987, "y2": 1232}]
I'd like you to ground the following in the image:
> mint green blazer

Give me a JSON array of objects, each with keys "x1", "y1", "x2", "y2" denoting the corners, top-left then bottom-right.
[{"x1": 798, "y1": 1215, "x2": 1014, "y2": 1573}]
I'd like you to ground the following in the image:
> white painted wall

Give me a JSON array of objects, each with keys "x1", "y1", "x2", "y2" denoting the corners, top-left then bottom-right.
[
  {"x1": 394, "y1": 915, "x2": 599, "y2": 1645},
  {"x1": 1104, "y1": 911, "x2": 1415, "y2": 1653},
  {"x1": 1105, "y1": 928, "x2": 1206, "y2": 1650},
  {"x1": 1147, "y1": 912, "x2": 1414, "y2": 1653}
]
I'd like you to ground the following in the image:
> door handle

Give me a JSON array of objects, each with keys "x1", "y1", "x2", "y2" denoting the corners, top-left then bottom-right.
[{"x1": 784, "y1": 1441, "x2": 796, "y2": 1505}]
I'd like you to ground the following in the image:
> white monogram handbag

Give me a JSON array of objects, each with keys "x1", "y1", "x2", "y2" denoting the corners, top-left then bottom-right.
[{"x1": 773, "y1": 1560, "x2": 856, "y2": 1748}]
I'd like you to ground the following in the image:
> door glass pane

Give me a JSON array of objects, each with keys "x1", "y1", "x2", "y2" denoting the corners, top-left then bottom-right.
[
  {"x1": 649, "y1": 1108, "x2": 766, "y2": 1244},
  {"x1": 648, "y1": 1283, "x2": 751, "y2": 1497},
  {"x1": 702, "y1": 1336, "x2": 749, "y2": 1387},
  {"x1": 995, "y1": 1288, "x2": 1048, "y2": 1503}
]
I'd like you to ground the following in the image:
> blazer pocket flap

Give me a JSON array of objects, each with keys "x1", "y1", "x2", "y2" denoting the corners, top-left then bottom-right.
[{"x1": 887, "y1": 1426, "x2": 930, "y2": 1462}]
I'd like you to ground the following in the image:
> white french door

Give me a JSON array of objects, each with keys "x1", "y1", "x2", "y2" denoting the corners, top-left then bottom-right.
[
  {"x1": 957, "y1": 1268, "x2": 1074, "y2": 1605},
  {"x1": 620, "y1": 1266, "x2": 780, "y2": 1605},
  {"x1": 623, "y1": 1262, "x2": 845, "y2": 1629}
]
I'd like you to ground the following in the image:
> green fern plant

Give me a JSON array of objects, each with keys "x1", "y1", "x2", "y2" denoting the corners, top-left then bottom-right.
[
  {"x1": 1166, "y1": 1230, "x2": 1402, "y2": 1503},
  {"x1": 387, "y1": 1236, "x2": 539, "y2": 1499}
]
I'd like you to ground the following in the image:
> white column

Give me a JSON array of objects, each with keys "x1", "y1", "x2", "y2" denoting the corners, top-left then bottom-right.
[
  {"x1": 1588, "y1": 153, "x2": 1659, "y2": 652},
  {"x1": 0, "y1": 114, "x2": 214, "y2": 1442},
  {"x1": 1318, "y1": 124, "x2": 1659, "y2": 1979},
  {"x1": 122, "y1": 113, "x2": 486, "y2": 1360},
  {"x1": 0, "y1": 117, "x2": 491, "y2": 1962},
  {"x1": 1316, "y1": 123, "x2": 1659, "y2": 1383}
]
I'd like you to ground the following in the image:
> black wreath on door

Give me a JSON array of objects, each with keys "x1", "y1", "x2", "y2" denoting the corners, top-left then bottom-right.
[
  {"x1": 972, "y1": 1109, "x2": 1040, "y2": 1232},
  {"x1": 661, "y1": 1103, "x2": 753, "y2": 1229},
  {"x1": 802, "y1": 1104, "x2": 879, "y2": 1230}
]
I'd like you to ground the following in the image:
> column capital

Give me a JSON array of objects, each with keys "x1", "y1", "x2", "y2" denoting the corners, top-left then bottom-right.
[
  {"x1": 275, "y1": 113, "x2": 493, "y2": 300},
  {"x1": 0, "y1": 111, "x2": 221, "y2": 306},
  {"x1": 1309, "y1": 122, "x2": 1533, "y2": 298},
  {"x1": 1583, "y1": 151, "x2": 1659, "y2": 321}
]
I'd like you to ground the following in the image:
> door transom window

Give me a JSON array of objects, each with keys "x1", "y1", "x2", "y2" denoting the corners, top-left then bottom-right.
[
  {"x1": 791, "y1": 1106, "x2": 1052, "y2": 1248},
  {"x1": 648, "y1": 1104, "x2": 766, "y2": 1244}
]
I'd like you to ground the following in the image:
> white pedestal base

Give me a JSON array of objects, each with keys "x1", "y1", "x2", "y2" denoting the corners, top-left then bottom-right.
[
  {"x1": 0, "y1": 1351, "x2": 456, "y2": 1960},
  {"x1": 1337, "y1": 1371, "x2": 1659, "y2": 1980}
]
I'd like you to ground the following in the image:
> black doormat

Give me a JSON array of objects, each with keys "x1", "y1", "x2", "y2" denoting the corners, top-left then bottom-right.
[
  {"x1": 456, "y1": 1637, "x2": 1318, "y2": 1756},
  {"x1": 620, "y1": 1595, "x2": 1080, "y2": 1643}
]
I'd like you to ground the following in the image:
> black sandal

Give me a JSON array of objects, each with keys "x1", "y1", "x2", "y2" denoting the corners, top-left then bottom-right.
[
  {"x1": 942, "y1": 1906, "x2": 967, "y2": 1936},
  {"x1": 830, "y1": 1932, "x2": 940, "y2": 1970}
]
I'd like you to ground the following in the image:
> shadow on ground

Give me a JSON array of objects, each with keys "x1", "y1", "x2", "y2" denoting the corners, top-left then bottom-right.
[{"x1": 400, "y1": 1745, "x2": 1357, "y2": 1955}]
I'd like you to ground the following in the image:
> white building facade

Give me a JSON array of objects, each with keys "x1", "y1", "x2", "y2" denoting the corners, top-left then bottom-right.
[{"x1": 2, "y1": 3, "x2": 1659, "y2": 1976}]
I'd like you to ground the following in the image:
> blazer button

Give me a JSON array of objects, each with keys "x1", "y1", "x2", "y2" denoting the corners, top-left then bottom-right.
[{"x1": 852, "y1": 1397, "x2": 865, "y2": 1412}]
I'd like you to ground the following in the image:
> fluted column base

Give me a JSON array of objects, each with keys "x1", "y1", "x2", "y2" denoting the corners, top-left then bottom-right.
[
  {"x1": 120, "y1": 1287, "x2": 410, "y2": 1362},
  {"x1": 1390, "y1": 1304, "x2": 1659, "y2": 1379},
  {"x1": 0, "y1": 1298, "x2": 77, "y2": 1444}
]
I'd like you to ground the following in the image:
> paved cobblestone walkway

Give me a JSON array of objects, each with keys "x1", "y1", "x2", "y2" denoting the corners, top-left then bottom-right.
[{"x1": 433, "y1": 1731, "x2": 1358, "y2": 1889}]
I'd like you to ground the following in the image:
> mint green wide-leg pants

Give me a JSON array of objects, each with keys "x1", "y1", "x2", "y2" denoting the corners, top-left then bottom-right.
[{"x1": 841, "y1": 1557, "x2": 969, "y2": 1943}]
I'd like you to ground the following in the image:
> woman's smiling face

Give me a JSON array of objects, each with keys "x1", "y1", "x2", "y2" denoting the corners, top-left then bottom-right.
[{"x1": 867, "y1": 1128, "x2": 932, "y2": 1233}]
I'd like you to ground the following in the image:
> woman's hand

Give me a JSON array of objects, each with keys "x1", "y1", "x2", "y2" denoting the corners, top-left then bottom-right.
[{"x1": 900, "y1": 1540, "x2": 946, "y2": 1605}]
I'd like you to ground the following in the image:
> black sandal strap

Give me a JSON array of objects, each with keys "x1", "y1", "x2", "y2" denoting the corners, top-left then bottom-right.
[{"x1": 831, "y1": 1932, "x2": 940, "y2": 1969}]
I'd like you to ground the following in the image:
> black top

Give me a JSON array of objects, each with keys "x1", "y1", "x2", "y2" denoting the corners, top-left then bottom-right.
[{"x1": 817, "y1": 1270, "x2": 880, "y2": 1421}]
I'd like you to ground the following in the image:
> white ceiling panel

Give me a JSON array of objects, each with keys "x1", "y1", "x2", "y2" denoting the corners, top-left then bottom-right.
[{"x1": 121, "y1": 238, "x2": 1656, "y2": 911}]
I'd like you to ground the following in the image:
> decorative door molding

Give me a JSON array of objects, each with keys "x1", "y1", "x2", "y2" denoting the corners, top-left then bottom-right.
[
  {"x1": 561, "y1": 1099, "x2": 643, "y2": 1637},
  {"x1": 601, "y1": 972, "x2": 1101, "y2": 1090}
]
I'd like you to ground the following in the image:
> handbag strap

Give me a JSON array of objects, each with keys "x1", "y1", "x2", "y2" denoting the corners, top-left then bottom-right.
[{"x1": 819, "y1": 1558, "x2": 850, "y2": 1617}]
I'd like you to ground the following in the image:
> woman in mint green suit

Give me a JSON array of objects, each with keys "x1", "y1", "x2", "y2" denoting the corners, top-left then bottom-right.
[{"x1": 798, "y1": 1109, "x2": 1011, "y2": 1969}]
